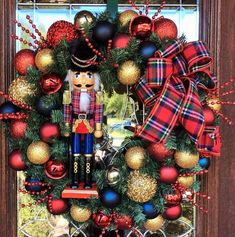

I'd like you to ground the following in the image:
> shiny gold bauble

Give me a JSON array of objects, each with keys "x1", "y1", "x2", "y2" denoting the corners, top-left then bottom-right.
[
  {"x1": 117, "y1": 60, "x2": 141, "y2": 85},
  {"x1": 127, "y1": 171, "x2": 157, "y2": 203},
  {"x1": 119, "y1": 10, "x2": 138, "y2": 27},
  {"x1": 106, "y1": 165, "x2": 120, "y2": 185},
  {"x1": 207, "y1": 97, "x2": 221, "y2": 112},
  {"x1": 125, "y1": 146, "x2": 146, "y2": 170},
  {"x1": 35, "y1": 48, "x2": 54, "y2": 73},
  {"x1": 177, "y1": 176, "x2": 194, "y2": 188},
  {"x1": 9, "y1": 76, "x2": 35, "y2": 103},
  {"x1": 174, "y1": 151, "x2": 199, "y2": 169},
  {"x1": 74, "y1": 10, "x2": 94, "y2": 29},
  {"x1": 144, "y1": 215, "x2": 164, "y2": 232},
  {"x1": 27, "y1": 141, "x2": 51, "y2": 165},
  {"x1": 70, "y1": 205, "x2": 91, "y2": 223}
]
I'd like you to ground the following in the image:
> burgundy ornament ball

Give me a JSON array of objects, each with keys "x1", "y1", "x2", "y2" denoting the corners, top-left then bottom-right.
[
  {"x1": 112, "y1": 34, "x2": 130, "y2": 49},
  {"x1": 39, "y1": 122, "x2": 60, "y2": 142},
  {"x1": 203, "y1": 107, "x2": 215, "y2": 125},
  {"x1": 47, "y1": 198, "x2": 69, "y2": 215},
  {"x1": 92, "y1": 212, "x2": 111, "y2": 228},
  {"x1": 40, "y1": 74, "x2": 63, "y2": 95},
  {"x1": 164, "y1": 190, "x2": 182, "y2": 206},
  {"x1": 47, "y1": 20, "x2": 78, "y2": 47},
  {"x1": 44, "y1": 159, "x2": 67, "y2": 180},
  {"x1": 15, "y1": 49, "x2": 36, "y2": 75},
  {"x1": 8, "y1": 150, "x2": 27, "y2": 171},
  {"x1": 115, "y1": 215, "x2": 133, "y2": 230},
  {"x1": 163, "y1": 204, "x2": 182, "y2": 221},
  {"x1": 10, "y1": 119, "x2": 27, "y2": 139},
  {"x1": 159, "y1": 166, "x2": 179, "y2": 184},
  {"x1": 147, "y1": 143, "x2": 174, "y2": 162}
]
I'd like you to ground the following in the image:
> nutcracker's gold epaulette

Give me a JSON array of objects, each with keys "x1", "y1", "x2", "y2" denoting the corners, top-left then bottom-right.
[
  {"x1": 63, "y1": 90, "x2": 71, "y2": 105},
  {"x1": 96, "y1": 91, "x2": 104, "y2": 104}
]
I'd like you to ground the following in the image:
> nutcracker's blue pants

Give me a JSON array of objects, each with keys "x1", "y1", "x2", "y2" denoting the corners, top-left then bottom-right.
[{"x1": 71, "y1": 133, "x2": 94, "y2": 155}]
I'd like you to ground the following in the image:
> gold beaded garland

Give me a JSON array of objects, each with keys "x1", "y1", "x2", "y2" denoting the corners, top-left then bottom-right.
[
  {"x1": 70, "y1": 205, "x2": 91, "y2": 222},
  {"x1": 35, "y1": 48, "x2": 54, "y2": 73},
  {"x1": 174, "y1": 151, "x2": 199, "y2": 169},
  {"x1": 119, "y1": 10, "x2": 138, "y2": 27},
  {"x1": 144, "y1": 215, "x2": 165, "y2": 232},
  {"x1": 125, "y1": 146, "x2": 146, "y2": 170}
]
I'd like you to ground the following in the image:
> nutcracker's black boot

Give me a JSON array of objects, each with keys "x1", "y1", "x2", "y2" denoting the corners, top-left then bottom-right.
[
  {"x1": 71, "y1": 154, "x2": 80, "y2": 188},
  {"x1": 84, "y1": 154, "x2": 93, "y2": 189}
]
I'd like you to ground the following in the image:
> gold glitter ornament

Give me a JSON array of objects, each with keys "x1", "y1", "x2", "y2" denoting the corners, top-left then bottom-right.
[
  {"x1": 127, "y1": 171, "x2": 157, "y2": 203},
  {"x1": 119, "y1": 10, "x2": 138, "y2": 27},
  {"x1": 35, "y1": 48, "x2": 54, "y2": 73},
  {"x1": 106, "y1": 165, "x2": 121, "y2": 185},
  {"x1": 70, "y1": 205, "x2": 91, "y2": 222},
  {"x1": 27, "y1": 141, "x2": 51, "y2": 165},
  {"x1": 174, "y1": 151, "x2": 199, "y2": 169},
  {"x1": 207, "y1": 97, "x2": 222, "y2": 112},
  {"x1": 144, "y1": 215, "x2": 165, "y2": 232},
  {"x1": 9, "y1": 76, "x2": 35, "y2": 103},
  {"x1": 117, "y1": 60, "x2": 141, "y2": 85},
  {"x1": 177, "y1": 176, "x2": 194, "y2": 188},
  {"x1": 125, "y1": 146, "x2": 146, "y2": 170}
]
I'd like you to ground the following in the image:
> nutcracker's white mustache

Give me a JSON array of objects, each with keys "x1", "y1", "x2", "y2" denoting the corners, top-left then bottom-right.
[{"x1": 79, "y1": 92, "x2": 91, "y2": 112}]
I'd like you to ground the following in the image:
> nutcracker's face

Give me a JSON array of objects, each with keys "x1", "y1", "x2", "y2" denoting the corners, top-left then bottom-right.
[{"x1": 71, "y1": 71, "x2": 95, "y2": 92}]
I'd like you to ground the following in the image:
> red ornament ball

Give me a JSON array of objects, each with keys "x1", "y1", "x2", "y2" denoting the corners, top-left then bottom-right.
[
  {"x1": 92, "y1": 212, "x2": 111, "y2": 228},
  {"x1": 15, "y1": 49, "x2": 36, "y2": 75},
  {"x1": 40, "y1": 74, "x2": 63, "y2": 95},
  {"x1": 159, "y1": 166, "x2": 179, "y2": 184},
  {"x1": 47, "y1": 198, "x2": 69, "y2": 215},
  {"x1": 47, "y1": 20, "x2": 78, "y2": 47},
  {"x1": 203, "y1": 107, "x2": 215, "y2": 125},
  {"x1": 45, "y1": 159, "x2": 67, "y2": 180},
  {"x1": 164, "y1": 190, "x2": 182, "y2": 206},
  {"x1": 147, "y1": 143, "x2": 174, "y2": 162},
  {"x1": 8, "y1": 150, "x2": 27, "y2": 171},
  {"x1": 115, "y1": 215, "x2": 133, "y2": 230},
  {"x1": 39, "y1": 122, "x2": 60, "y2": 142},
  {"x1": 10, "y1": 119, "x2": 27, "y2": 139},
  {"x1": 163, "y1": 204, "x2": 182, "y2": 221},
  {"x1": 154, "y1": 17, "x2": 178, "y2": 40},
  {"x1": 112, "y1": 34, "x2": 130, "y2": 49}
]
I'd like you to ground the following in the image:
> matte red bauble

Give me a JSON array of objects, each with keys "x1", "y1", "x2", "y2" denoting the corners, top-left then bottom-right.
[
  {"x1": 154, "y1": 17, "x2": 178, "y2": 40},
  {"x1": 47, "y1": 20, "x2": 78, "y2": 47},
  {"x1": 112, "y1": 34, "x2": 130, "y2": 49},
  {"x1": 15, "y1": 49, "x2": 36, "y2": 75},
  {"x1": 130, "y1": 15, "x2": 153, "y2": 39},
  {"x1": 164, "y1": 190, "x2": 182, "y2": 206},
  {"x1": 115, "y1": 215, "x2": 133, "y2": 230},
  {"x1": 8, "y1": 150, "x2": 27, "y2": 171},
  {"x1": 47, "y1": 198, "x2": 69, "y2": 215},
  {"x1": 39, "y1": 122, "x2": 60, "y2": 142},
  {"x1": 40, "y1": 74, "x2": 63, "y2": 95},
  {"x1": 147, "y1": 143, "x2": 174, "y2": 162},
  {"x1": 92, "y1": 212, "x2": 111, "y2": 228},
  {"x1": 162, "y1": 204, "x2": 182, "y2": 221},
  {"x1": 10, "y1": 119, "x2": 27, "y2": 139},
  {"x1": 203, "y1": 107, "x2": 215, "y2": 125},
  {"x1": 159, "y1": 166, "x2": 179, "y2": 184},
  {"x1": 45, "y1": 160, "x2": 67, "y2": 180}
]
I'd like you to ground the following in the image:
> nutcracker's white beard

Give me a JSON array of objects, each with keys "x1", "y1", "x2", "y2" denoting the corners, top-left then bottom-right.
[{"x1": 79, "y1": 92, "x2": 91, "y2": 112}]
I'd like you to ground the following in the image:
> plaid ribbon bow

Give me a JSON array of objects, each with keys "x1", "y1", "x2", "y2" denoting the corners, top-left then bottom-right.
[{"x1": 134, "y1": 39, "x2": 216, "y2": 145}]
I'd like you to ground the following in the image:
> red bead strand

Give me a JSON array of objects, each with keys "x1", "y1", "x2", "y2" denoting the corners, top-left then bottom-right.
[
  {"x1": 219, "y1": 77, "x2": 235, "y2": 89},
  {"x1": 152, "y1": 0, "x2": 166, "y2": 19},
  {"x1": 145, "y1": 0, "x2": 150, "y2": 15},
  {"x1": 128, "y1": 0, "x2": 140, "y2": 12},
  {"x1": 221, "y1": 89, "x2": 235, "y2": 97},
  {"x1": 213, "y1": 109, "x2": 234, "y2": 125},
  {"x1": 11, "y1": 34, "x2": 37, "y2": 49},
  {"x1": 179, "y1": 170, "x2": 209, "y2": 177}
]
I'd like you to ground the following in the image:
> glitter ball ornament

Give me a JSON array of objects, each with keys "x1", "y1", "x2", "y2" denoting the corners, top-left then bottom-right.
[
  {"x1": 207, "y1": 97, "x2": 221, "y2": 112},
  {"x1": 74, "y1": 10, "x2": 94, "y2": 29},
  {"x1": 40, "y1": 74, "x2": 62, "y2": 95},
  {"x1": 177, "y1": 176, "x2": 194, "y2": 188},
  {"x1": 163, "y1": 204, "x2": 182, "y2": 221},
  {"x1": 10, "y1": 119, "x2": 27, "y2": 139},
  {"x1": 159, "y1": 166, "x2": 179, "y2": 184},
  {"x1": 154, "y1": 17, "x2": 178, "y2": 40},
  {"x1": 164, "y1": 190, "x2": 182, "y2": 206},
  {"x1": 119, "y1": 10, "x2": 138, "y2": 27},
  {"x1": 203, "y1": 107, "x2": 215, "y2": 125},
  {"x1": 147, "y1": 143, "x2": 174, "y2": 162},
  {"x1": 14, "y1": 49, "x2": 36, "y2": 75},
  {"x1": 8, "y1": 149, "x2": 27, "y2": 171},
  {"x1": 125, "y1": 146, "x2": 145, "y2": 170},
  {"x1": 143, "y1": 202, "x2": 159, "y2": 219},
  {"x1": 44, "y1": 160, "x2": 67, "y2": 180},
  {"x1": 70, "y1": 205, "x2": 92, "y2": 222},
  {"x1": 39, "y1": 122, "x2": 60, "y2": 142},
  {"x1": 144, "y1": 215, "x2": 164, "y2": 232},
  {"x1": 115, "y1": 215, "x2": 133, "y2": 230},
  {"x1": 35, "y1": 49, "x2": 54, "y2": 73},
  {"x1": 174, "y1": 151, "x2": 199, "y2": 169},
  {"x1": 199, "y1": 157, "x2": 211, "y2": 169},
  {"x1": 93, "y1": 212, "x2": 111, "y2": 229},
  {"x1": 100, "y1": 188, "x2": 121, "y2": 209},
  {"x1": 117, "y1": 60, "x2": 141, "y2": 85},
  {"x1": 27, "y1": 141, "x2": 51, "y2": 165},
  {"x1": 47, "y1": 20, "x2": 78, "y2": 47},
  {"x1": 106, "y1": 165, "x2": 120, "y2": 185},
  {"x1": 25, "y1": 177, "x2": 43, "y2": 192},
  {"x1": 93, "y1": 21, "x2": 115, "y2": 43},
  {"x1": 127, "y1": 171, "x2": 157, "y2": 203},
  {"x1": 47, "y1": 198, "x2": 69, "y2": 215},
  {"x1": 112, "y1": 34, "x2": 130, "y2": 49},
  {"x1": 9, "y1": 76, "x2": 35, "y2": 103}
]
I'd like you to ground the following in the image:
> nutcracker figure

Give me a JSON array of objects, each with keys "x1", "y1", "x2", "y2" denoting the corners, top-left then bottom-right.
[{"x1": 63, "y1": 39, "x2": 104, "y2": 189}]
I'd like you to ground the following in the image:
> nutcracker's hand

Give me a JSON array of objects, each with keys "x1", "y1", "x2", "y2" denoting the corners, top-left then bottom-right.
[
  {"x1": 63, "y1": 123, "x2": 71, "y2": 137},
  {"x1": 94, "y1": 130, "x2": 103, "y2": 138}
]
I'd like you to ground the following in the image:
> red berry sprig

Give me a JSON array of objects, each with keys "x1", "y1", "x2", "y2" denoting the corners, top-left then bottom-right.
[
  {"x1": 21, "y1": 195, "x2": 51, "y2": 208},
  {"x1": 145, "y1": 0, "x2": 150, "y2": 15},
  {"x1": 11, "y1": 33, "x2": 37, "y2": 49},
  {"x1": 0, "y1": 112, "x2": 29, "y2": 120},
  {"x1": 128, "y1": 0, "x2": 140, "y2": 12},
  {"x1": 152, "y1": 0, "x2": 166, "y2": 19},
  {"x1": 106, "y1": 39, "x2": 112, "y2": 55},
  {"x1": 179, "y1": 169, "x2": 209, "y2": 177}
]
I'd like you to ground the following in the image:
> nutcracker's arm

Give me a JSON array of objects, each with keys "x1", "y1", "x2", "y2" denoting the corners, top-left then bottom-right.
[
  {"x1": 94, "y1": 91, "x2": 104, "y2": 138},
  {"x1": 63, "y1": 90, "x2": 72, "y2": 136}
]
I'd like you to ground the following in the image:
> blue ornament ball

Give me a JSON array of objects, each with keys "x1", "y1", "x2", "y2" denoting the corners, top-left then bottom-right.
[
  {"x1": 199, "y1": 157, "x2": 210, "y2": 169},
  {"x1": 35, "y1": 97, "x2": 60, "y2": 117},
  {"x1": 25, "y1": 177, "x2": 44, "y2": 192},
  {"x1": 100, "y1": 188, "x2": 121, "y2": 208},
  {"x1": 143, "y1": 202, "x2": 158, "y2": 219},
  {"x1": 0, "y1": 102, "x2": 19, "y2": 114},
  {"x1": 139, "y1": 41, "x2": 157, "y2": 59}
]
